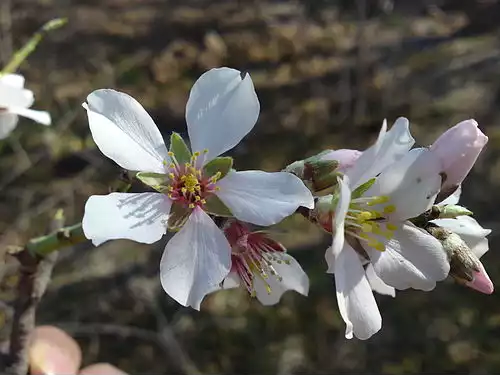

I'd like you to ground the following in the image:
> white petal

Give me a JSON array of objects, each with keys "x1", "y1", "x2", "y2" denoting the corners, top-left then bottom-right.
[
  {"x1": 0, "y1": 74, "x2": 25, "y2": 88},
  {"x1": 0, "y1": 83, "x2": 33, "y2": 108},
  {"x1": 347, "y1": 118, "x2": 414, "y2": 188},
  {"x1": 326, "y1": 175, "x2": 351, "y2": 273},
  {"x1": 0, "y1": 112, "x2": 18, "y2": 139},
  {"x1": 160, "y1": 207, "x2": 231, "y2": 309},
  {"x1": 215, "y1": 170, "x2": 314, "y2": 226},
  {"x1": 369, "y1": 148, "x2": 442, "y2": 221},
  {"x1": 84, "y1": 89, "x2": 169, "y2": 173},
  {"x1": 82, "y1": 192, "x2": 170, "y2": 246},
  {"x1": 253, "y1": 256, "x2": 309, "y2": 305},
  {"x1": 366, "y1": 264, "x2": 395, "y2": 297},
  {"x1": 8, "y1": 106, "x2": 51, "y2": 125},
  {"x1": 334, "y1": 244, "x2": 382, "y2": 340},
  {"x1": 366, "y1": 223, "x2": 449, "y2": 291},
  {"x1": 438, "y1": 185, "x2": 461, "y2": 206},
  {"x1": 222, "y1": 271, "x2": 241, "y2": 289},
  {"x1": 431, "y1": 216, "x2": 491, "y2": 258},
  {"x1": 186, "y1": 68, "x2": 259, "y2": 162}
]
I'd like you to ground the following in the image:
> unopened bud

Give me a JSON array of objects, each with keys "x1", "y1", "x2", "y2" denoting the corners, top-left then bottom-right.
[
  {"x1": 307, "y1": 195, "x2": 335, "y2": 233},
  {"x1": 439, "y1": 204, "x2": 473, "y2": 218},
  {"x1": 426, "y1": 225, "x2": 493, "y2": 294}
]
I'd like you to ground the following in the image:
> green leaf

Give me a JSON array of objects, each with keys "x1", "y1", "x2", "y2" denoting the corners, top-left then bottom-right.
[
  {"x1": 204, "y1": 195, "x2": 233, "y2": 217},
  {"x1": 168, "y1": 203, "x2": 191, "y2": 230},
  {"x1": 351, "y1": 177, "x2": 376, "y2": 199},
  {"x1": 169, "y1": 133, "x2": 192, "y2": 164},
  {"x1": 136, "y1": 172, "x2": 167, "y2": 191},
  {"x1": 203, "y1": 157, "x2": 233, "y2": 180}
]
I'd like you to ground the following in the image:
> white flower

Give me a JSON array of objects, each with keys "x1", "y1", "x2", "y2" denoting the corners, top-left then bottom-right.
[
  {"x1": 220, "y1": 220, "x2": 309, "y2": 305},
  {"x1": 0, "y1": 74, "x2": 51, "y2": 139},
  {"x1": 431, "y1": 186, "x2": 493, "y2": 294},
  {"x1": 326, "y1": 118, "x2": 450, "y2": 339},
  {"x1": 81, "y1": 67, "x2": 314, "y2": 310}
]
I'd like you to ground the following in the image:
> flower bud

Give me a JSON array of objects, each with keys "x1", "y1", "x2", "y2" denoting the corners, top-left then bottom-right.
[
  {"x1": 426, "y1": 225, "x2": 493, "y2": 294},
  {"x1": 430, "y1": 119, "x2": 488, "y2": 194}
]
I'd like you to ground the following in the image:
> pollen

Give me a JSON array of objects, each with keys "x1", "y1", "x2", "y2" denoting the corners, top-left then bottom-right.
[{"x1": 386, "y1": 223, "x2": 398, "y2": 231}]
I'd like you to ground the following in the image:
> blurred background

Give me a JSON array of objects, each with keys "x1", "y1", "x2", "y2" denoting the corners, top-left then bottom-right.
[{"x1": 0, "y1": 0, "x2": 499, "y2": 373}]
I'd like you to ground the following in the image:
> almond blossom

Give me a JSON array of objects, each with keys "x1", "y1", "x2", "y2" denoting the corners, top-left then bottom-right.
[
  {"x1": 81, "y1": 67, "x2": 314, "y2": 309},
  {"x1": 220, "y1": 220, "x2": 309, "y2": 305},
  {"x1": 0, "y1": 73, "x2": 51, "y2": 139},
  {"x1": 326, "y1": 118, "x2": 450, "y2": 339}
]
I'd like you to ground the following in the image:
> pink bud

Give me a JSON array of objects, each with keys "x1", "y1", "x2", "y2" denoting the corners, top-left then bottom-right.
[
  {"x1": 430, "y1": 119, "x2": 488, "y2": 191},
  {"x1": 320, "y1": 149, "x2": 361, "y2": 173},
  {"x1": 466, "y1": 262, "x2": 494, "y2": 295}
]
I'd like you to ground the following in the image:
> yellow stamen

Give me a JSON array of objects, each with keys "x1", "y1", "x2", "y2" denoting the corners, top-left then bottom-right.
[
  {"x1": 362, "y1": 223, "x2": 373, "y2": 233},
  {"x1": 367, "y1": 196, "x2": 390, "y2": 206},
  {"x1": 168, "y1": 173, "x2": 175, "y2": 179},
  {"x1": 189, "y1": 203, "x2": 195, "y2": 209},
  {"x1": 357, "y1": 211, "x2": 372, "y2": 221}
]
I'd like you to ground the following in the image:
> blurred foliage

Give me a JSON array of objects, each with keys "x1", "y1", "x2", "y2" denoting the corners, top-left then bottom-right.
[{"x1": 1, "y1": 0, "x2": 500, "y2": 373}]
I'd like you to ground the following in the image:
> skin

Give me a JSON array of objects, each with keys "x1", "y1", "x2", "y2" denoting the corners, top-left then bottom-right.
[{"x1": 29, "y1": 326, "x2": 126, "y2": 375}]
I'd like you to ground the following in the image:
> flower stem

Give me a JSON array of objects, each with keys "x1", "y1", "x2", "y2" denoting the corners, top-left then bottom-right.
[{"x1": 25, "y1": 222, "x2": 86, "y2": 257}]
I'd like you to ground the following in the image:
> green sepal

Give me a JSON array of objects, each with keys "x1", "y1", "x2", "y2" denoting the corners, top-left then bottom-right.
[
  {"x1": 440, "y1": 204, "x2": 473, "y2": 219},
  {"x1": 203, "y1": 157, "x2": 233, "y2": 180},
  {"x1": 351, "y1": 177, "x2": 376, "y2": 199},
  {"x1": 136, "y1": 172, "x2": 168, "y2": 191},
  {"x1": 167, "y1": 203, "x2": 191, "y2": 231},
  {"x1": 330, "y1": 192, "x2": 340, "y2": 211},
  {"x1": 169, "y1": 132, "x2": 192, "y2": 165},
  {"x1": 204, "y1": 195, "x2": 233, "y2": 217}
]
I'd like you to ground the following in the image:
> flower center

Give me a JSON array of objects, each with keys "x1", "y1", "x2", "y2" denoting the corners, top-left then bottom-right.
[
  {"x1": 165, "y1": 150, "x2": 221, "y2": 209},
  {"x1": 344, "y1": 195, "x2": 397, "y2": 251},
  {"x1": 227, "y1": 226, "x2": 290, "y2": 297}
]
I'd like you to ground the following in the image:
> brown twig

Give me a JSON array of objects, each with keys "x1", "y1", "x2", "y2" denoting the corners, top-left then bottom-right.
[{"x1": 3, "y1": 212, "x2": 63, "y2": 375}]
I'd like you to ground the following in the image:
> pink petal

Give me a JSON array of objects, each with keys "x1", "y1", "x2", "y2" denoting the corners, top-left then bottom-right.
[
  {"x1": 430, "y1": 119, "x2": 488, "y2": 191},
  {"x1": 466, "y1": 262, "x2": 494, "y2": 295},
  {"x1": 320, "y1": 149, "x2": 361, "y2": 173}
]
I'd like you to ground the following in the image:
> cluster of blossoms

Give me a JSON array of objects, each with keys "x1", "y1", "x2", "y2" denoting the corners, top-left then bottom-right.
[{"x1": 79, "y1": 67, "x2": 492, "y2": 339}]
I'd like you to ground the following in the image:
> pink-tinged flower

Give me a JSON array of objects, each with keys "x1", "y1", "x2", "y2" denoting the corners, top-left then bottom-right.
[
  {"x1": 430, "y1": 119, "x2": 488, "y2": 195},
  {"x1": 81, "y1": 67, "x2": 314, "y2": 309},
  {"x1": 326, "y1": 118, "x2": 450, "y2": 339},
  {"x1": 431, "y1": 187, "x2": 493, "y2": 294},
  {"x1": 0, "y1": 73, "x2": 51, "y2": 139},
  {"x1": 220, "y1": 220, "x2": 309, "y2": 304},
  {"x1": 320, "y1": 149, "x2": 361, "y2": 173}
]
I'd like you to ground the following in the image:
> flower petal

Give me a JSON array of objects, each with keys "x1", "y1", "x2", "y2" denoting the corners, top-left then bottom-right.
[
  {"x1": 334, "y1": 244, "x2": 382, "y2": 340},
  {"x1": 84, "y1": 89, "x2": 169, "y2": 173},
  {"x1": 430, "y1": 119, "x2": 488, "y2": 191},
  {"x1": 320, "y1": 149, "x2": 361, "y2": 173},
  {"x1": 466, "y1": 262, "x2": 494, "y2": 294},
  {"x1": 431, "y1": 216, "x2": 491, "y2": 258},
  {"x1": 8, "y1": 106, "x2": 51, "y2": 125},
  {"x1": 347, "y1": 118, "x2": 414, "y2": 188},
  {"x1": 369, "y1": 148, "x2": 442, "y2": 221},
  {"x1": 215, "y1": 170, "x2": 314, "y2": 226},
  {"x1": 186, "y1": 68, "x2": 259, "y2": 162},
  {"x1": 222, "y1": 271, "x2": 241, "y2": 289},
  {"x1": 82, "y1": 192, "x2": 170, "y2": 246},
  {"x1": 160, "y1": 207, "x2": 231, "y2": 309},
  {"x1": 0, "y1": 82, "x2": 33, "y2": 108},
  {"x1": 366, "y1": 264, "x2": 395, "y2": 297},
  {"x1": 0, "y1": 74, "x2": 25, "y2": 88},
  {"x1": 0, "y1": 112, "x2": 19, "y2": 139},
  {"x1": 326, "y1": 175, "x2": 351, "y2": 273},
  {"x1": 253, "y1": 255, "x2": 309, "y2": 305},
  {"x1": 438, "y1": 185, "x2": 462, "y2": 206},
  {"x1": 365, "y1": 223, "x2": 449, "y2": 291}
]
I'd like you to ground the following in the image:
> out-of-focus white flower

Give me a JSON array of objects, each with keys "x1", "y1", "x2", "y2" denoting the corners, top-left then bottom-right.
[
  {"x1": 0, "y1": 73, "x2": 51, "y2": 139},
  {"x1": 81, "y1": 67, "x2": 314, "y2": 310}
]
